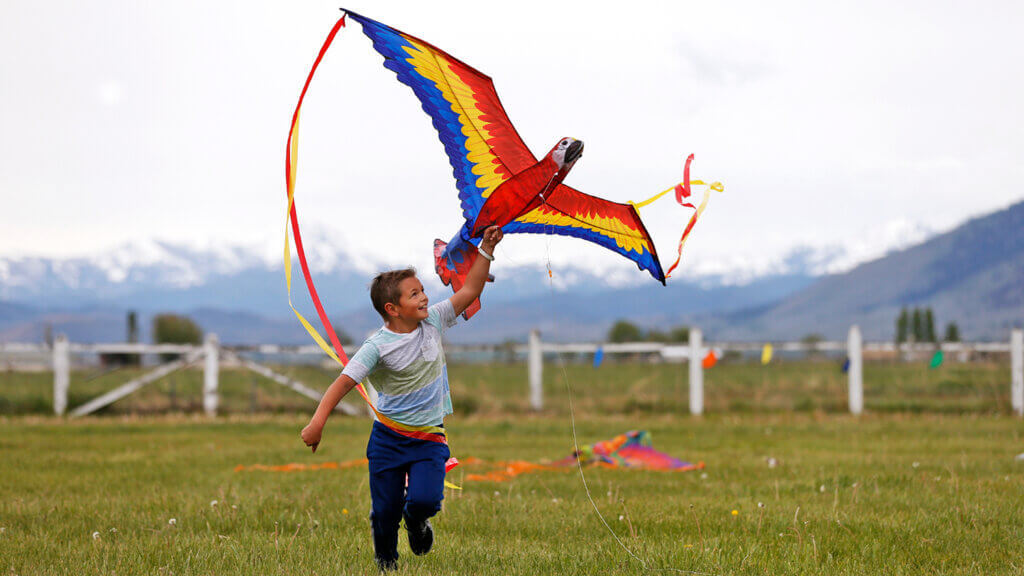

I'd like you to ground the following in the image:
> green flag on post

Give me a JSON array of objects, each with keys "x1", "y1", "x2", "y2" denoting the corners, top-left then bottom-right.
[{"x1": 929, "y1": 350, "x2": 944, "y2": 369}]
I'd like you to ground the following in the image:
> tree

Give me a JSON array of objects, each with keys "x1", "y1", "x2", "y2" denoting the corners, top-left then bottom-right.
[
  {"x1": 944, "y1": 322, "x2": 960, "y2": 342},
  {"x1": 127, "y1": 311, "x2": 139, "y2": 344},
  {"x1": 924, "y1": 308, "x2": 936, "y2": 343},
  {"x1": 801, "y1": 333, "x2": 825, "y2": 357},
  {"x1": 607, "y1": 320, "x2": 642, "y2": 343},
  {"x1": 911, "y1": 308, "x2": 923, "y2": 342},
  {"x1": 153, "y1": 314, "x2": 203, "y2": 360},
  {"x1": 896, "y1": 308, "x2": 909, "y2": 343},
  {"x1": 669, "y1": 326, "x2": 690, "y2": 343},
  {"x1": 646, "y1": 329, "x2": 668, "y2": 342}
]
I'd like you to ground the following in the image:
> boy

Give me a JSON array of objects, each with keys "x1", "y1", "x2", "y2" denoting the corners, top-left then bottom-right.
[{"x1": 300, "y1": 226, "x2": 503, "y2": 571}]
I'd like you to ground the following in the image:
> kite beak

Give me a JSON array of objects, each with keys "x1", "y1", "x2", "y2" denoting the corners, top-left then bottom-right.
[{"x1": 565, "y1": 139, "x2": 584, "y2": 165}]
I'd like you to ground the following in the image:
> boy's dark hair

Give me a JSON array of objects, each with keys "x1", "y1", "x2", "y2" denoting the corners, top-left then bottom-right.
[{"x1": 370, "y1": 268, "x2": 417, "y2": 319}]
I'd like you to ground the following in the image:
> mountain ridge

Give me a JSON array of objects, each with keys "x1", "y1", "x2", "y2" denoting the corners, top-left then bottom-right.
[{"x1": 4, "y1": 202, "x2": 1020, "y2": 344}]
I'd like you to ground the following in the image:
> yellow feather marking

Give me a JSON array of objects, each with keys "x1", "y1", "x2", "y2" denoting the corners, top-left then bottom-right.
[
  {"x1": 515, "y1": 208, "x2": 650, "y2": 255},
  {"x1": 402, "y1": 41, "x2": 508, "y2": 198}
]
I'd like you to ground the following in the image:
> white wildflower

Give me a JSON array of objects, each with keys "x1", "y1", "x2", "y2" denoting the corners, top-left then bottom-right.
[
  {"x1": 168, "y1": 518, "x2": 177, "y2": 526},
  {"x1": 767, "y1": 457, "x2": 778, "y2": 468},
  {"x1": 819, "y1": 485, "x2": 825, "y2": 493},
  {"x1": 210, "y1": 500, "x2": 219, "y2": 508},
  {"x1": 618, "y1": 515, "x2": 624, "y2": 521},
  {"x1": 758, "y1": 502, "x2": 765, "y2": 509},
  {"x1": 912, "y1": 462, "x2": 920, "y2": 468},
  {"x1": 92, "y1": 531, "x2": 100, "y2": 540},
  {"x1": 700, "y1": 473, "x2": 708, "y2": 480},
  {"x1": 231, "y1": 504, "x2": 238, "y2": 510}
]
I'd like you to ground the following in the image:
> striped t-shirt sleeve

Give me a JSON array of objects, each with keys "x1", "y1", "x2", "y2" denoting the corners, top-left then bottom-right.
[
  {"x1": 428, "y1": 299, "x2": 457, "y2": 332},
  {"x1": 341, "y1": 341, "x2": 379, "y2": 383}
]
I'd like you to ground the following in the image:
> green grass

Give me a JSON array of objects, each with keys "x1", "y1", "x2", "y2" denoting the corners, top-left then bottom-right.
[
  {"x1": 1, "y1": 413, "x2": 1022, "y2": 575},
  {"x1": 0, "y1": 359, "x2": 1016, "y2": 416}
]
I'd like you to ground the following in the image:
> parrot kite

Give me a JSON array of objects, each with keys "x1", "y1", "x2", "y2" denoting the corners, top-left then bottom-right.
[{"x1": 344, "y1": 10, "x2": 666, "y2": 318}]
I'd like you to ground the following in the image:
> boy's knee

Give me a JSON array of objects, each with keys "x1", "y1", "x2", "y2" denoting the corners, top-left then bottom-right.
[{"x1": 404, "y1": 496, "x2": 442, "y2": 521}]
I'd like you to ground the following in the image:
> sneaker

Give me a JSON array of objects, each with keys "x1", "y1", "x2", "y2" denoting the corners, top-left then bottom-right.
[
  {"x1": 405, "y1": 514, "x2": 434, "y2": 556},
  {"x1": 375, "y1": 556, "x2": 398, "y2": 572}
]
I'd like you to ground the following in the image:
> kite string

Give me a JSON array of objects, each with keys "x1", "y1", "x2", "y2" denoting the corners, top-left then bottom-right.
[{"x1": 542, "y1": 247, "x2": 714, "y2": 576}]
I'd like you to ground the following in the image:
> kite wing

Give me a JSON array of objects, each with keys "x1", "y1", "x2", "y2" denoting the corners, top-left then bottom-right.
[
  {"x1": 346, "y1": 10, "x2": 536, "y2": 222},
  {"x1": 504, "y1": 184, "x2": 666, "y2": 283}
]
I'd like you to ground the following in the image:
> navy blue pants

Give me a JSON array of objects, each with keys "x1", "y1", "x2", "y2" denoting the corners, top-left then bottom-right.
[{"x1": 366, "y1": 421, "x2": 449, "y2": 563}]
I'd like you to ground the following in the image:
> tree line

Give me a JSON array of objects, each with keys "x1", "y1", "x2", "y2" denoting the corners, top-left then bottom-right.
[
  {"x1": 895, "y1": 307, "x2": 959, "y2": 343},
  {"x1": 606, "y1": 320, "x2": 689, "y2": 343}
]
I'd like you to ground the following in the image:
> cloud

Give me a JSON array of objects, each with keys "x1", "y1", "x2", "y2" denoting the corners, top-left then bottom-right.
[
  {"x1": 676, "y1": 40, "x2": 770, "y2": 87},
  {"x1": 95, "y1": 81, "x2": 122, "y2": 107}
]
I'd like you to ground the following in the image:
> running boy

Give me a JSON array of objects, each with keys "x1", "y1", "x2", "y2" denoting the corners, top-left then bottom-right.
[{"x1": 300, "y1": 226, "x2": 503, "y2": 571}]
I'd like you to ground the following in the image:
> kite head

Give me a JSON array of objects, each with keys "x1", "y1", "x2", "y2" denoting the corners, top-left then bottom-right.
[{"x1": 550, "y1": 137, "x2": 584, "y2": 171}]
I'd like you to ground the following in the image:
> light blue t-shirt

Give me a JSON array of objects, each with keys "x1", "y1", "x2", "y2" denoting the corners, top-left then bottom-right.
[{"x1": 341, "y1": 299, "x2": 457, "y2": 427}]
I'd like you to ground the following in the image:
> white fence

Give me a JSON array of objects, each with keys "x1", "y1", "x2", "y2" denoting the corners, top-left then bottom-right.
[
  {"x1": 520, "y1": 327, "x2": 1024, "y2": 417},
  {"x1": 1, "y1": 326, "x2": 1021, "y2": 418},
  {"x1": 3, "y1": 334, "x2": 362, "y2": 418}
]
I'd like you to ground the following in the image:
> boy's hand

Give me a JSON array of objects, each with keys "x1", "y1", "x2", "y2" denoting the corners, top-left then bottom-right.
[
  {"x1": 301, "y1": 422, "x2": 322, "y2": 453},
  {"x1": 480, "y1": 226, "x2": 503, "y2": 254}
]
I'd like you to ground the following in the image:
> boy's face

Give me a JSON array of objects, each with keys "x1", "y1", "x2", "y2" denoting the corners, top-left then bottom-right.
[{"x1": 388, "y1": 276, "x2": 429, "y2": 322}]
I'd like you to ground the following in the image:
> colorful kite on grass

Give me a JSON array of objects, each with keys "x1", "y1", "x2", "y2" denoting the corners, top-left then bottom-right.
[
  {"x1": 555, "y1": 430, "x2": 704, "y2": 471},
  {"x1": 237, "y1": 431, "x2": 703, "y2": 480}
]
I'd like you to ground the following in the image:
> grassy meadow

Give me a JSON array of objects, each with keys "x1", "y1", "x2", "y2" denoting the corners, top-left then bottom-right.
[
  {"x1": 1, "y1": 414, "x2": 1023, "y2": 575},
  {"x1": 1, "y1": 360, "x2": 1022, "y2": 574}
]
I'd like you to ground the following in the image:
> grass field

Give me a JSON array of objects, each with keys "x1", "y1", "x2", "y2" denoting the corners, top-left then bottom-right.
[
  {"x1": 1, "y1": 413, "x2": 1023, "y2": 575},
  {"x1": 1, "y1": 360, "x2": 1022, "y2": 574}
]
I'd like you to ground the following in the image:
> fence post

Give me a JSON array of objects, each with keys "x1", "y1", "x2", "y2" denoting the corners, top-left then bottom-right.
[
  {"x1": 53, "y1": 335, "x2": 70, "y2": 416},
  {"x1": 1011, "y1": 329, "x2": 1023, "y2": 417},
  {"x1": 528, "y1": 329, "x2": 542, "y2": 411},
  {"x1": 689, "y1": 328, "x2": 703, "y2": 415},
  {"x1": 848, "y1": 325, "x2": 863, "y2": 415},
  {"x1": 203, "y1": 334, "x2": 219, "y2": 416}
]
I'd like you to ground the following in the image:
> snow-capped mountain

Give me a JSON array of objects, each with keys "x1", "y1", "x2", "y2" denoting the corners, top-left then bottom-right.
[
  {"x1": 0, "y1": 216, "x2": 956, "y2": 344},
  {"x1": 0, "y1": 219, "x2": 936, "y2": 310}
]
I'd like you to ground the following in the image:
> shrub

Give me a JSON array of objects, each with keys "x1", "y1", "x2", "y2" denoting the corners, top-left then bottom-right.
[
  {"x1": 607, "y1": 320, "x2": 642, "y2": 343},
  {"x1": 152, "y1": 314, "x2": 203, "y2": 360}
]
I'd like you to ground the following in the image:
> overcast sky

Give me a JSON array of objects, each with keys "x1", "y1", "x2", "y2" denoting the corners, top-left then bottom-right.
[{"x1": 2, "y1": 1, "x2": 1022, "y2": 279}]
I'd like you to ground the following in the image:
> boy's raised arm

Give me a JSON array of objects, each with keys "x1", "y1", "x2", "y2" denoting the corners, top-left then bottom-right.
[
  {"x1": 450, "y1": 226, "x2": 503, "y2": 317},
  {"x1": 301, "y1": 373, "x2": 359, "y2": 452}
]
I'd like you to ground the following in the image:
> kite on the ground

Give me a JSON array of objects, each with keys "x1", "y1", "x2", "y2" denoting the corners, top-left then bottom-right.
[
  {"x1": 237, "y1": 430, "x2": 703, "y2": 481},
  {"x1": 555, "y1": 430, "x2": 704, "y2": 471}
]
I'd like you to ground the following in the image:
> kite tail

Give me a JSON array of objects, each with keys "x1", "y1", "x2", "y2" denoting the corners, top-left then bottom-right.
[
  {"x1": 284, "y1": 14, "x2": 449, "y2": 445},
  {"x1": 630, "y1": 154, "x2": 724, "y2": 279},
  {"x1": 433, "y1": 231, "x2": 492, "y2": 320}
]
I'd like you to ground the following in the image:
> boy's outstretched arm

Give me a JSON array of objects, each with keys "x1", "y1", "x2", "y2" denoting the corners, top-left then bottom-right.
[
  {"x1": 450, "y1": 226, "x2": 503, "y2": 317},
  {"x1": 301, "y1": 373, "x2": 359, "y2": 452}
]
